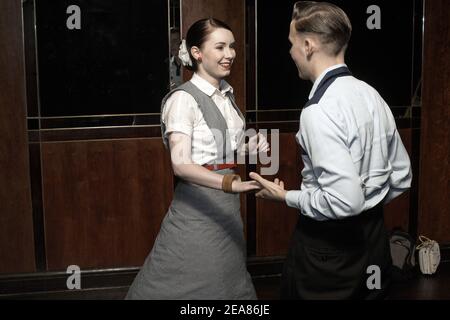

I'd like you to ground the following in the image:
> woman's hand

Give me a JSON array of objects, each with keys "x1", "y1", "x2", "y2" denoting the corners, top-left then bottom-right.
[
  {"x1": 231, "y1": 175, "x2": 262, "y2": 193},
  {"x1": 249, "y1": 172, "x2": 287, "y2": 202},
  {"x1": 247, "y1": 132, "x2": 270, "y2": 155}
]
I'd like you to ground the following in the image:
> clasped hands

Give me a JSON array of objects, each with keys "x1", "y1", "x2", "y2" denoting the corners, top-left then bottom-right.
[
  {"x1": 233, "y1": 133, "x2": 287, "y2": 201},
  {"x1": 231, "y1": 171, "x2": 287, "y2": 202}
]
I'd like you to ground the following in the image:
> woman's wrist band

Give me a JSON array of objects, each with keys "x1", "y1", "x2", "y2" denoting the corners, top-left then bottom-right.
[{"x1": 222, "y1": 174, "x2": 239, "y2": 193}]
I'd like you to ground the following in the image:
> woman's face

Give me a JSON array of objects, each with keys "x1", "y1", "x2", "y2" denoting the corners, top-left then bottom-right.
[{"x1": 195, "y1": 28, "x2": 236, "y2": 80}]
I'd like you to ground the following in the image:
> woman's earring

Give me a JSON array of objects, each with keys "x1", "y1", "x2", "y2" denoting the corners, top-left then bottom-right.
[{"x1": 198, "y1": 57, "x2": 202, "y2": 63}]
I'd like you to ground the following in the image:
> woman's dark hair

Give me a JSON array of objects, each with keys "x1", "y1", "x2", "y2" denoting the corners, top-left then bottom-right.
[{"x1": 185, "y1": 18, "x2": 233, "y2": 71}]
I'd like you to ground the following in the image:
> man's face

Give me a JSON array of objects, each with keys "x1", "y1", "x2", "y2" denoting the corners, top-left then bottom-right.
[{"x1": 288, "y1": 21, "x2": 310, "y2": 80}]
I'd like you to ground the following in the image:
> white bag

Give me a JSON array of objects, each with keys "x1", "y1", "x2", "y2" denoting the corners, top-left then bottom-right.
[{"x1": 416, "y1": 235, "x2": 440, "y2": 275}]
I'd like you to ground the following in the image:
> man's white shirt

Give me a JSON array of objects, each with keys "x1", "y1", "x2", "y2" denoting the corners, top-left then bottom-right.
[{"x1": 285, "y1": 64, "x2": 412, "y2": 221}]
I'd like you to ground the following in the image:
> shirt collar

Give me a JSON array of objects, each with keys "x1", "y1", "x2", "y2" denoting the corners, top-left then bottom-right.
[
  {"x1": 309, "y1": 63, "x2": 347, "y2": 99},
  {"x1": 190, "y1": 72, "x2": 234, "y2": 97}
]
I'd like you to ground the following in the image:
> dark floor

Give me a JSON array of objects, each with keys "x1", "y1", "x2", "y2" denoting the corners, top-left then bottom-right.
[
  {"x1": 254, "y1": 264, "x2": 450, "y2": 300},
  {"x1": 2, "y1": 262, "x2": 449, "y2": 300}
]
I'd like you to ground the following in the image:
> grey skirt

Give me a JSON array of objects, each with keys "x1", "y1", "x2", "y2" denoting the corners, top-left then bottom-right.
[{"x1": 126, "y1": 169, "x2": 256, "y2": 300}]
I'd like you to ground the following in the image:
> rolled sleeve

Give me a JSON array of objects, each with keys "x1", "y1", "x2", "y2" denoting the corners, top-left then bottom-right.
[{"x1": 285, "y1": 190, "x2": 301, "y2": 209}]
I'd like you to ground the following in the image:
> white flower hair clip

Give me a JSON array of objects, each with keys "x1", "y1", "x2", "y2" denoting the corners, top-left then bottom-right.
[{"x1": 178, "y1": 39, "x2": 193, "y2": 67}]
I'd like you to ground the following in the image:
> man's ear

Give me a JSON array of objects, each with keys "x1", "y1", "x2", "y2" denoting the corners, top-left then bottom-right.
[
  {"x1": 190, "y1": 46, "x2": 202, "y2": 62},
  {"x1": 304, "y1": 37, "x2": 317, "y2": 60}
]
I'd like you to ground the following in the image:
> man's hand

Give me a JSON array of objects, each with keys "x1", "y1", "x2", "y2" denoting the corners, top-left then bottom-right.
[
  {"x1": 249, "y1": 172, "x2": 287, "y2": 202},
  {"x1": 231, "y1": 175, "x2": 262, "y2": 193}
]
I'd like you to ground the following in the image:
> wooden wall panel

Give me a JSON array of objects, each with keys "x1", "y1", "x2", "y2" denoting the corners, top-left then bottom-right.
[
  {"x1": 256, "y1": 133, "x2": 301, "y2": 256},
  {"x1": 418, "y1": 0, "x2": 450, "y2": 243},
  {"x1": 0, "y1": 0, "x2": 36, "y2": 274},
  {"x1": 181, "y1": 0, "x2": 246, "y2": 110},
  {"x1": 41, "y1": 138, "x2": 173, "y2": 270}
]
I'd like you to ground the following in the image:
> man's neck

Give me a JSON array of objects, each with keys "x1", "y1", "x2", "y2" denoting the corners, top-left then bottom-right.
[{"x1": 310, "y1": 55, "x2": 346, "y2": 82}]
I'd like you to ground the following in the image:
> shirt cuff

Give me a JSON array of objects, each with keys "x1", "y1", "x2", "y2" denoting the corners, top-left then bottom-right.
[{"x1": 285, "y1": 190, "x2": 302, "y2": 210}]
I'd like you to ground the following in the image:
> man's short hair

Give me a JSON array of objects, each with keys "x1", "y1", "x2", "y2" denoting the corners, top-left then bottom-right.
[{"x1": 292, "y1": 1, "x2": 352, "y2": 56}]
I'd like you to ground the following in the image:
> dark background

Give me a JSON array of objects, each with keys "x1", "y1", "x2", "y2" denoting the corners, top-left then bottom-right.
[
  {"x1": 32, "y1": 0, "x2": 421, "y2": 117},
  {"x1": 35, "y1": 0, "x2": 169, "y2": 117},
  {"x1": 257, "y1": 0, "x2": 419, "y2": 109}
]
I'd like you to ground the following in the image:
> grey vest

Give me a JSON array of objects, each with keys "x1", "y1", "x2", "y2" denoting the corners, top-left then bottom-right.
[{"x1": 160, "y1": 81, "x2": 245, "y2": 164}]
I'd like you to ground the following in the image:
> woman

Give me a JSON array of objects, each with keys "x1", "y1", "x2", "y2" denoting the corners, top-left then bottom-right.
[{"x1": 126, "y1": 18, "x2": 269, "y2": 300}]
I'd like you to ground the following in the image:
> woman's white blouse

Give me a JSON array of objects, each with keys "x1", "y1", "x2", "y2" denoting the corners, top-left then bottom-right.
[{"x1": 162, "y1": 73, "x2": 245, "y2": 165}]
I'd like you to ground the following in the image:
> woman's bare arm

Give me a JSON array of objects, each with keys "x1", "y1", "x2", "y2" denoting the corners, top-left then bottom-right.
[{"x1": 168, "y1": 132, "x2": 261, "y2": 193}]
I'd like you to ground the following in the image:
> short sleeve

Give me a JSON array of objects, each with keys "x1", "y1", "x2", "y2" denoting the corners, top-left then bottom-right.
[{"x1": 162, "y1": 91, "x2": 198, "y2": 139}]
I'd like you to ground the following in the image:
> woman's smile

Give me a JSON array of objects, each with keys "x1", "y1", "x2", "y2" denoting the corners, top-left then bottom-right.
[{"x1": 219, "y1": 61, "x2": 232, "y2": 70}]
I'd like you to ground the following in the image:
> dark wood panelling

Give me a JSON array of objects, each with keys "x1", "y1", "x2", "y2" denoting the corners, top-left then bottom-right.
[
  {"x1": 255, "y1": 121, "x2": 300, "y2": 133},
  {"x1": 0, "y1": 256, "x2": 285, "y2": 295},
  {"x1": 41, "y1": 138, "x2": 173, "y2": 270},
  {"x1": 256, "y1": 133, "x2": 301, "y2": 256},
  {"x1": 3, "y1": 261, "x2": 450, "y2": 299},
  {"x1": 182, "y1": 0, "x2": 246, "y2": 110},
  {"x1": 0, "y1": 267, "x2": 139, "y2": 295},
  {"x1": 29, "y1": 142, "x2": 47, "y2": 271},
  {"x1": 27, "y1": 115, "x2": 411, "y2": 143},
  {"x1": 0, "y1": 0, "x2": 36, "y2": 274},
  {"x1": 384, "y1": 191, "x2": 410, "y2": 231},
  {"x1": 30, "y1": 126, "x2": 162, "y2": 143},
  {"x1": 418, "y1": 0, "x2": 450, "y2": 243},
  {"x1": 408, "y1": 128, "x2": 421, "y2": 238},
  {"x1": 249, "y1": 110, "x2": 301, "y2": 122},
  {"x1": 246, "y1": 111, "x2": 413, "y2": 129}
]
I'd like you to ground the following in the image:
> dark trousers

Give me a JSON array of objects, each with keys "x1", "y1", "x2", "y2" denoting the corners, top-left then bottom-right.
[{"x1": 280, "y1": 204, "x2": 392, "y2": 300}]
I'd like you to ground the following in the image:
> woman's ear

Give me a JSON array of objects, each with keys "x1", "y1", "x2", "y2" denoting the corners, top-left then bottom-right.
[{"x1": 190, "y1": 46, "x2": 202, "y2": 63}]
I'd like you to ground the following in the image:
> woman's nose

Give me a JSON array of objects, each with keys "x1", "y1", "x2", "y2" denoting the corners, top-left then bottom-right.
[{"x1": 224, "y1": 47, "x2": 234, "y2": 58}]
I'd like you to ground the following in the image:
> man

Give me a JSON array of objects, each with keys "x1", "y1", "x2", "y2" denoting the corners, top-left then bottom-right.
[{"x1": 250, "y1": 1, "x2": 412, "y2": 299}]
